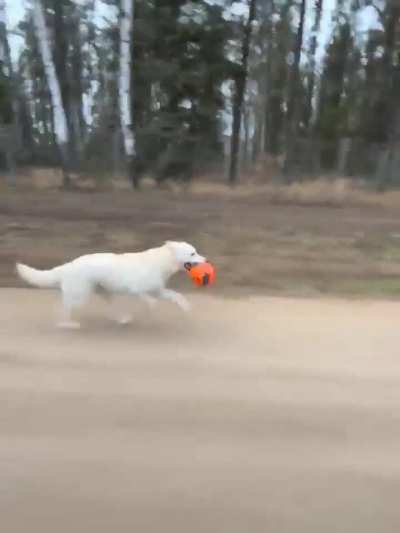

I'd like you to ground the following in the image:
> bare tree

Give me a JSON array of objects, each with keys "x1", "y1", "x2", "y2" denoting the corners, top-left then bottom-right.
[
  {"x1": 69, "y1": 5, "x2": 86, "y2": 160},
  {"x1": 376, "y1": 2, "x2": 400, "y2": 189},
  {"x1": 250, "y1": 0, "x2": 275, "y2": 164},
  {"x1": 305, "y1": 0, "x2": 323, "y2": 130},
  {"x1": 0, "y1": 0, "x2": 18, "y2": 183},
  {"x1": 0, "y1": 0, "x2": 9, "y2": 69},
  {"x1": 304, "y1": 0, "x2": 324, "y2": 174},
  {"x1": 32, "y1": 0, "x2": 71, "y2": 187},
  {"x1": 229, "y1": 0, "x2": 257, "y2": 185},
  {"x1": 119, "y1": 0, "x2": 136, "y2": 188},
  {"x1": 284, "y1": 0, "x2": 307, "y2": 177}
]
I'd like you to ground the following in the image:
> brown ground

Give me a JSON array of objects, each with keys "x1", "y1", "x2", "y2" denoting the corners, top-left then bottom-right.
[
  {"x1": 1, "y1": 290, "x2": 400, "y2": 533},
  {"x1": 2, "y1": 182, "x2": 400, "y2": 532},
  {"x1": 1, "y1": 184, "x2": 400, "y2": 297}
]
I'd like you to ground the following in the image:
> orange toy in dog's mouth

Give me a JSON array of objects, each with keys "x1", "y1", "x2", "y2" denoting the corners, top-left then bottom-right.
[{"x1": 185, "y1": 262, "x2": 216, "y2": 287}]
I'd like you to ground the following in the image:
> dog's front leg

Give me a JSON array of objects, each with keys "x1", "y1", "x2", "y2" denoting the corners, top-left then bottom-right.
[
  {"x1": 97, "y1": 290, "x2": 132, "y2": 325},
  {"x1": 158, "y1": 288, "x2": 191, "y2": 312}
]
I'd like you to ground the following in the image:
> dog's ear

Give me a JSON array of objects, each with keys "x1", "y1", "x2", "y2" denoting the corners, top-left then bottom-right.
[
  {"x1": 165, "y1": 240, "x2": 178, "y2": 250},
  {"x1": 165, "y1": 241, "x2": 183, "y2": 259}
]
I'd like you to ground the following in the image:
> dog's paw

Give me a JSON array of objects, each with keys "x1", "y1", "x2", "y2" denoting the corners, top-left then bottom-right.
[
  {"x1": 141, "y1": 294, "x2": 157, "y2": 309},
  {"x1": 116, "y1": 315, "x2": 133, "y2": 326},
  {"x1": 57, "y1": 320, "x2": 81, "y2": 330},
  {"x1": 178, "y1": 298, "x2": 192, "y2": 313}
]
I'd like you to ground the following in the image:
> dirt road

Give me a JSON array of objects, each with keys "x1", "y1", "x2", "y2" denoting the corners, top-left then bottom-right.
[{"x1": 1, "y1": 289, "x2": 400, "y2": 532}]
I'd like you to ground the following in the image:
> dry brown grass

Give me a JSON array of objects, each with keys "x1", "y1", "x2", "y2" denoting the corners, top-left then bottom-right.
[
  {"x1": 190, "y1": 178, "x2": 400, "y2": 209},
  {"x1": 9, "y1": 167, "x2": 400, "y2": 209}
]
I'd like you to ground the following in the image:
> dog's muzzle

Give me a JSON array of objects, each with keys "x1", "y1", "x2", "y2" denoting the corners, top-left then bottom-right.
[{"x1": 185, "y1": 260, "x2": 206, "y2": 271}]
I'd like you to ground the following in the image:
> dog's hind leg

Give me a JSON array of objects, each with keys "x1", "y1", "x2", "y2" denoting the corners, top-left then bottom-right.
[
  {"x1": 96, "y1": 287, "x2": 133, "y2": 325},
  {"x1": 115, "y1": 312, "x2": 133, "y2": 326},
  {"x1": 57, "y1": 280, "x2": 92, "y2": 329}
]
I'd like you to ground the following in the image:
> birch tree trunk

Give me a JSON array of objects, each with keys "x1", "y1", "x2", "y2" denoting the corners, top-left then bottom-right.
[
  {"x1": 32, "y1": 0, "x2": 71, "y2": 188},
  {"x1": 119, "y1": 0, "x2": 137, "y2": 188}
]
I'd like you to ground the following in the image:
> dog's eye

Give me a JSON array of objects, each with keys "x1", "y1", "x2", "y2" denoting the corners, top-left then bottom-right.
[{"x1": 191, "y1": 252, "x2": 195, "y2": 256}]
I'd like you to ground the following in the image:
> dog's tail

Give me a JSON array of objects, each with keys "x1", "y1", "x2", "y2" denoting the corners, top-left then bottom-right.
[{"x1": 16, "y1": 263, "x2": 61, "y2": 289}]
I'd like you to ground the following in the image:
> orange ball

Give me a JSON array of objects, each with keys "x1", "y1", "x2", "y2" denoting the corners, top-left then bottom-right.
[{"x1": 186, "y1": 262, "x2": 216, "y2": 287}]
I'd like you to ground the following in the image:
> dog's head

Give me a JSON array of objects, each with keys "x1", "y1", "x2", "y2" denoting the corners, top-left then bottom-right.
[{"x1": 165, "y1": 241, "x2": 206, "y2": 270}]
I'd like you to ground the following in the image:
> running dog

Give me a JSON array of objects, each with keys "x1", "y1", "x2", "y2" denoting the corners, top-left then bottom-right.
[{"x1": 16, "y1": 241, "x2": 205, "y2": 329}]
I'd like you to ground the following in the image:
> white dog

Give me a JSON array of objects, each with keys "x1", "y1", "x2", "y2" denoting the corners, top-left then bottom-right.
[{"x1": 16, "y1": 241, "x2": 205, "y2": 329}]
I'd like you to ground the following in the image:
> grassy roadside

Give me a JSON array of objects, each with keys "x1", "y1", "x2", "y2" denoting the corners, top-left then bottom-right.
[{"x1": 1, "y1": 179, "x2": 400, "y2": 299}]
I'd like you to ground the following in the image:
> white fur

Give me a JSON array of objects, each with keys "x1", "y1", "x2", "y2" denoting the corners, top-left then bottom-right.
[{"x1": 16, "y1": 241, "x2": 205, "y2": 328}]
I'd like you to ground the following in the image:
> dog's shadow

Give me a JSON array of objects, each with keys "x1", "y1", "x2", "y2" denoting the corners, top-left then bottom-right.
[{"x1": 57, "y1": 303, "x2": 199, "y2": 342}]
